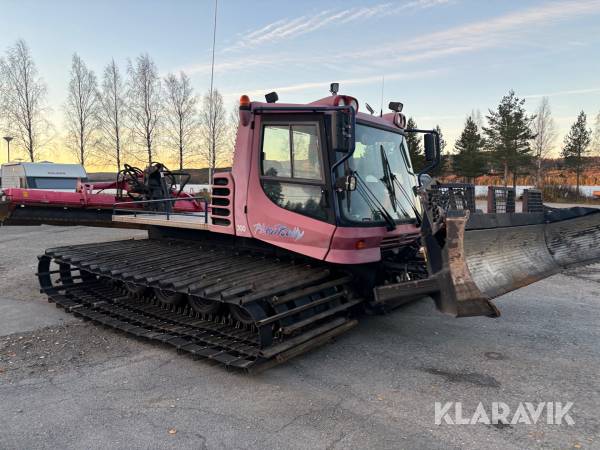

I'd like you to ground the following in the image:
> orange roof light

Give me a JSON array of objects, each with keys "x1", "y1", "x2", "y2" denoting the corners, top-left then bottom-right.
[{"x1": 239, "y1": 95, "x2": 251, "y2": 109}]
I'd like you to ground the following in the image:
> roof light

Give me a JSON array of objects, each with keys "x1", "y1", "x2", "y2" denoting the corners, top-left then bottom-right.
[
  {"x1": 389, "y1": 101, "x2": 404, "y2": 112},
  {"x1": 239, "y1": 95, "x2": 251, "y2": 110},
  {"x1": 265, "y1": 92, "x2": 278, "y2": 103},
  {"x1": 239, "y1": 95, "x2": 252, "y2": 126}
]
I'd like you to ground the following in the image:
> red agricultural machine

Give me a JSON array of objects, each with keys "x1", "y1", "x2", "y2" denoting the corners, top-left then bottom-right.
[
  {"x1": 0, "y1": 163, "x2": 206, "y2": 227},
  {"x1": 6, "y1": 86, "x2": 600, "y2": 371}
]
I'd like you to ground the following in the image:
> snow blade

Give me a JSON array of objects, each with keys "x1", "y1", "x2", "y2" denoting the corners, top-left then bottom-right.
[{"x1": 429, "y1": 207, "x2": 600, "y2": 317}]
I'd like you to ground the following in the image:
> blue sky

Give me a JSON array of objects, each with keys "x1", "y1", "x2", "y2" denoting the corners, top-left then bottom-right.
[{"x1": 2, "y1": 0, "x2": 600, "y2": 164}]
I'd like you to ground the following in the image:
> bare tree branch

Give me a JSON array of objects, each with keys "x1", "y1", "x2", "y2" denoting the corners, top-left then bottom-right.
[
  {"x1": 64, "y1": 53, "x2": 99, "y2": 167},
  {"x1": 592, "y1": 111, "x2": 600, "y2": 156},
  {"x1": 97, "y1": 59, "x2": 128, "y2": 172},
  {"x1": 127, "y1": 54, "x2": 162, "y2": 166},
  {"x1": 163, "y1": 71, "x2": 199, "y2": 170},
  {"x1": 0, "y1": 39, "x2": 51, "y2": 162},
  {"x1": 199, "y1": 89, "x2": 229, "y2": 178},
  {"x1": 531, "y1": 97, "x2": 556, "y2": 187},
  {"x1": 228, "y1": 100, "x2": 239, "y2": 161}
]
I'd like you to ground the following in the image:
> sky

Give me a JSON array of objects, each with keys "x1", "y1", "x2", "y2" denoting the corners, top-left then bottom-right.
[{"x1": 1, "y1": 0, "x2": 600, "y2": 169}]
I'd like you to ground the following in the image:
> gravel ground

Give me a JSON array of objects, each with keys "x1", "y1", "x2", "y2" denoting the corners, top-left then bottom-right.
[{"x1": 0, "y1": 224, "x2": 599, "y2": 450}]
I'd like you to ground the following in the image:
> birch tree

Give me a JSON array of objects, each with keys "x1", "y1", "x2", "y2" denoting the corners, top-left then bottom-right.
[
  {"x1": 64, "y1": 54, "x2": 99, "y2": 167},
  {"x1": 199, "y1": 88, "x2": 228, "y2": 180},
  {"x1": 163, "y1": 71, "x2": 198, "y2": 170},
  {"x1": 531, "y1": 97, "x2": 556, "y2": 187},
  {"x1": 98, "y1": 59, "x2": 127, "y2": 172},
  {"x1": 0, "y1": 39, "x2": 50, "y2": 161},
  {"x1": 227, "y1": 100, "x2": 240, "y2": 162},
  {"x1": 592, "y1": 111, "x2": 600, "y2": 155},
  {"x1": 127, "y1": 54, "x2": 162, "y2": 165}
]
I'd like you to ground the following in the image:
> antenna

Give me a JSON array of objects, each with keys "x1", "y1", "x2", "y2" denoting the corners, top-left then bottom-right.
[
  {"x1": 380, "y1": 75, "x2": 385, "y2": 117},
  {"x1": 208, "y1": 0, "x2": 218, "y2": 183},
  {"x1": 209, "y1": 0, "x2": 218, "y2": 100}
]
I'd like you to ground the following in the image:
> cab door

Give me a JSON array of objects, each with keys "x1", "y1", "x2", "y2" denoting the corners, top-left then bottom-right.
[{"x1": 246, "y1": 115, "x2": 336, "y2": 260}]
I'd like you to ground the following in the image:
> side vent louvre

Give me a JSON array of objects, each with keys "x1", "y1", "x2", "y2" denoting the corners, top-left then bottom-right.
[{"x1": 210, "y1": 174, "x2": 234, "y2": 230}]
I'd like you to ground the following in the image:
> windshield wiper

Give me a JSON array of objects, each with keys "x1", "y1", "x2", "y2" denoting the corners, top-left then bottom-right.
[
  {"x1": 381, "y1": 144, "x2": 424, "y2": 224},
  {"x1": 379, "y1": 145, "x2": 411, "y2": 219},
  {"x1": 353, "y1": 171, "x2": 396, "y2": 230}
]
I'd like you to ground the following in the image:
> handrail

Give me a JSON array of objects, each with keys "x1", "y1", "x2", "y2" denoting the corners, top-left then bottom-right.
[{"x1": 112, "y1": 196, "x2": 209, "y2": 223}]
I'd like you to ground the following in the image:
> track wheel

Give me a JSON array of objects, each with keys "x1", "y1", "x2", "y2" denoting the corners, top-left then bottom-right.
[
  {"x1": 154, "y1": 288, "x2": 186, "y2": 306},
  {"x1": 188, "y1": 296, "x2": 221, "y2": 315},
  {"x1": 124, "y1": 283, "x2": 149, "y2": 298}
]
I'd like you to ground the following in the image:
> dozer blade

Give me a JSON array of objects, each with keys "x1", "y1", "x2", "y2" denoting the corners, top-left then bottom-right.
[{"x1": 375, "y1": 207, "x2": 600, "y2": 318}]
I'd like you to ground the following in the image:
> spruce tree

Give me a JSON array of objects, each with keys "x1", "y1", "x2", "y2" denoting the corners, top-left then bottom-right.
[
  {"x1": 483, "y1": 90, "x2": 536, "y2": 188},
  {"x1": 405, "y1": 117, "x2": 424, "y2": 172},
  {"x1": 453, "y1": 116, "x2": 487, "y2": 183},
  {"x1": 562, "y1": 111, "x2": 592, "y2": 200}
]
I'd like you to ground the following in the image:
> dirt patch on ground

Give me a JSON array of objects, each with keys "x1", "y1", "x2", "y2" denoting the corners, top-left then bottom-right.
[{"x1": 0, "y1": 322, "x2": 143, "y2": 382}]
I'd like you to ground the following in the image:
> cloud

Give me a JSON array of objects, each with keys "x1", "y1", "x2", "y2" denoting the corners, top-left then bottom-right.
[
  {"x1": 224, "y1": 0, "x2": 450, "y2": 52},
  {"x1": 242, "y1": 68, "x2": 445, "y2": 97},
  {"x1": 339, "y1": 0, "x2": 600, "y2": 65},
  {"x1": 524, "y1": 87, "x2": 600, "y2": 99}
]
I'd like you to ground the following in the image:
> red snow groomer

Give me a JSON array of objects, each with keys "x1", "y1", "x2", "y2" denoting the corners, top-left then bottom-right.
[
  {"x1": 27, "y1": 86, "x2": 600, "y2": 371},
  {"x1": 0, "y1": 163, "x2": 206, "y2": 228}
]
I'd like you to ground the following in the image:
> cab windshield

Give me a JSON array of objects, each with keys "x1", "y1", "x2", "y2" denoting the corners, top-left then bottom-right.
[{"x1": 338, "y1": 123, "x2": 418, "y2": 223}]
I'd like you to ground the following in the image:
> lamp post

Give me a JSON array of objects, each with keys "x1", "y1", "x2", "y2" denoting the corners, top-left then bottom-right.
[{"x1": 3, "y1": 136, "x2": 13, "y2": 162}]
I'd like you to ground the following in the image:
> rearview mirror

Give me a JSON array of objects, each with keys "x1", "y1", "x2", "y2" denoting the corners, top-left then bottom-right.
[
  {"x1": 331, "y1": 110, "x2": 355, "y2": 153},
  {"x1": 424, "y1": 133, "x2": 437, "y2": 162}
]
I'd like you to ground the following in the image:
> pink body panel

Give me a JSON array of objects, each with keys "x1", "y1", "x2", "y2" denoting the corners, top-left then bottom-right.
[{"x1": 325, "y1": 224, "x2": 421, "y2": 264}]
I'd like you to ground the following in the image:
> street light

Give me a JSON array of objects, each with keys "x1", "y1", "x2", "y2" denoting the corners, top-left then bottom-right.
[{"x1": 3, "y1": 136, "x2": 13, "y2": 162}]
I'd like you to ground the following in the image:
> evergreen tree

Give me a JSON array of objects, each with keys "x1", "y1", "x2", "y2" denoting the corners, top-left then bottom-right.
[
  {"x1": 453, "y1": 116, "x2": 487, "y2": 183},
  {"x1": 562, "y1": 111, "x2": 592, "y2": 200},
  {"x1": 405, "y1": 117, "x2": 424, "y2": 172},
  {"x1": 483, "y1": 90, "x2": 536, "y2": 188}
]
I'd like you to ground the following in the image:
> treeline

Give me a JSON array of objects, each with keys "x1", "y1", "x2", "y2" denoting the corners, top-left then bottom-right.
[
  {"x1": 407, "y1": 90, "x2": 600, "y2": 197},
  {"x1": 0, "y1": 39, "x2": 237, "y2": 173}
]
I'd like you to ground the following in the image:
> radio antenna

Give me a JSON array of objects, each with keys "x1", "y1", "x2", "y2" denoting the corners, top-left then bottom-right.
[
  {"x1": 209, "y1": 0, "x2": 218, "y2": 101},
  {"x1": 379, "y1": 75, "x2": 385, "y2": 117},
  {"x1": 208, "y1": 0, "x2": 218, "y2": 183}
]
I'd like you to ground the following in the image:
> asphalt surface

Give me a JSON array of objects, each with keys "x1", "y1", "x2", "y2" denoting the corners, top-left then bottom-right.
[{"x1": 1, "y1": 224, "x2": 599, "y2": 449}]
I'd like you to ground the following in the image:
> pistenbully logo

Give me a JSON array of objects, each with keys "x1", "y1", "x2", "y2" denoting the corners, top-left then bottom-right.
[
  {"x1": 434, "y1": 402, "x2": 574, "y2": 425},
  {"x1": 253, "y1": 223, "x2": 305, "y2": 241}
]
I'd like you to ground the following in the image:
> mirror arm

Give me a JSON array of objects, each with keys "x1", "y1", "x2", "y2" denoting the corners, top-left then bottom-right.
[{"x1": 406, "y1": 128, "x2": 441, "y2": 186}]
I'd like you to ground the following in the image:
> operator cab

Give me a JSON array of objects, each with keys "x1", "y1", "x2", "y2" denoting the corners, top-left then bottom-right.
[{"x1": 235, "y1": 85, "x2": 441, "y2": 264}]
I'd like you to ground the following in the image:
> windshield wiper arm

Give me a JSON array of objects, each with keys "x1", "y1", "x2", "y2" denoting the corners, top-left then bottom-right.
[
  {"x1": 382, "y1": 143, "x2": 424, "y2": 224},
  {"x1": 379, "y1": 145, "x2": 398, "y2": 213},
  {"x1": 354, "y1": 171, "x2": 396, "y2": 230},
  {"x1": 380, "y1": 145, "x2": 415, "y2": 220}
]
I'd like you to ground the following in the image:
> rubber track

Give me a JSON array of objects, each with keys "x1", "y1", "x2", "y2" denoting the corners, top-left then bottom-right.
[{"x1": 37, "y1": 238, "x2": 360, "y2": 370}]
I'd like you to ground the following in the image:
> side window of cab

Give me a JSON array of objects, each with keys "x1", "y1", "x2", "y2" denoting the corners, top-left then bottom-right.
[{"x1": 260, "y1": 122, "x2": 328, "y2": 221}]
